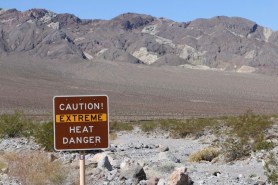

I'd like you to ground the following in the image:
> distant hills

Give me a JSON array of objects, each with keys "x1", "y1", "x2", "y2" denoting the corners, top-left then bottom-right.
[{"x1": 0, "y1": 8, "x2": 278, "y2": 74}]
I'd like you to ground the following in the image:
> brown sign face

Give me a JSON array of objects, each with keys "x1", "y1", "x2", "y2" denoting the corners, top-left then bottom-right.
[{"x1": 53, "y1": 95, "x2": 109, "y2": 151}]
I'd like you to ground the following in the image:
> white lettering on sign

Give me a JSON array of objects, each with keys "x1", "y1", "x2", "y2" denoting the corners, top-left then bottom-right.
[
  {"x1": 69, "y1": 126, "x2": 94, "y2": 133},
  {"x1": 62, "y1": 136, "x2": 101, "y2": 144},
  {"x1": 59, "y1": 103, "x2": 103, "y2": 111}
]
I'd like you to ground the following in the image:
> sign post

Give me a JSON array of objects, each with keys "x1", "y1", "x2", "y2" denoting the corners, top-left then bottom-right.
[
  {"x1": 53, "y1": 95, "x2": 109, "y2": 185},
  {"x1": 80, "y1": 151, "x2": 85, "y2": 185}
]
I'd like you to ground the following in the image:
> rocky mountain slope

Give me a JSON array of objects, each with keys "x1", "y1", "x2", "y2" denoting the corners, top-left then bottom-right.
[{"x1": 0, "y1": 8, "x2": 278, "y2": 74}]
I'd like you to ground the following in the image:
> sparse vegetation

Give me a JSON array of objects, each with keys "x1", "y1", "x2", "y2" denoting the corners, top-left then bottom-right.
[
  {"x1": 188, "y1": 147, "x2": 220, "y2": 162},
  {"x1": 5, "y1": 152, "x2": 67, "y2": 185},
  {"x1": 140, "y1": 120, "x2": 159, "y2": 132},
  {"x1": 140, "y1": 118, "x2": 217, "y2": 138},
  {"x1": 254, "y1": 134, "x2": 274, "y2": 152},
  {"x1": 221, "y1": 138, "x2": 251, "y2": 161},
  {"x1": 264, "y1": 152, "x2": 278, "y2": 185},
  {"x1": 110, "y1": 121, "x2": 134, "y2": 132},
  {"x1": 222, "y1": 110, "x2": 274, "y2": 161},
  {"x1": 0, "y1": 111, "x2": 36, "y2": 138},
  {"x1": 34, "y1": 121, "x2": 54, "y2": 151},
  {"x1": 226, "y1": 110, "x2": 272, "y2": 142},
  {"x1": 0, "y1": 111, "x2": 276, "y2": 163}
]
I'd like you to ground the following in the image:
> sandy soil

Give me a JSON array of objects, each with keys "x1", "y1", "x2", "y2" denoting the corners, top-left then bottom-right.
[{"x1": 0, "y1": 54, "x2": 278, "y2": 120}]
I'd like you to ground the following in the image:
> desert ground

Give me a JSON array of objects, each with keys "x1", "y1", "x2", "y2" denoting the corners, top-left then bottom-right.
[{"x1": 0, "y1": 54, "x2": 278, "y2": 120}]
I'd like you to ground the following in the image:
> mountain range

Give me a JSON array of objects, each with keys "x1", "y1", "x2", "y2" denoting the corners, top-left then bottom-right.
[
  {"x1": 0, "y1": 8, "x2": 278, "y2": 75},
  {"x1": 1, "y1": 8, "x2": 278, "y2": 119}
]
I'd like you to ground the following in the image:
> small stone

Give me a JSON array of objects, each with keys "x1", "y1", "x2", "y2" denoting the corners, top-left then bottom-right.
[
  {"x1": 159, "y1": 145, "x2": 169, "y2": 152},
  {"x1": 158, "y1": 151, "x2": 180, "y2": 163},
  {"x1": 213, "y1": 171, "x2": 221, "y2": 176},
  {"x1": 1, "y1": 167, "x2": 8, "y2": 174},
  {"x1": 48, "y1": 153, "x2": 58, "y2": 162}
]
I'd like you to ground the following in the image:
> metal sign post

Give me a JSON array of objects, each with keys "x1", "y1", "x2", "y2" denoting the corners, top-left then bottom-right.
[
  {"x1": 53, "y1": 95, "x2": 109, "y2": 185},
  {"x1": 80, "y1": 151, "x2": 85, "y2": 185}
]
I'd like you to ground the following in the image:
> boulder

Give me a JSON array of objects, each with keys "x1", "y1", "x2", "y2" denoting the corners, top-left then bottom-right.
[
  {"x1": 97, "y1": 156, "x2": 112, "y2": 171},
  {"x1": 120, "y1": 161, "x2": 146, "y2": 182},
  {"x1": 168, "y1": 167, "x2": 189, "y2": 185}
]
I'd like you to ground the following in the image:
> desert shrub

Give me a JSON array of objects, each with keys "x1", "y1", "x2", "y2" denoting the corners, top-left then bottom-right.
[
  {"x1": 110, "y1": 121, "x2": 134, "y2": 131},
  {"x1": 226, "y1": 110, "x2": 272, "y2": 141},
  {"x1": 34, "y1": 121, "x2": 54, "y2": 151},
  {"x1": 254, "y1": 134, "x2": 274, "y2": 152},
  {"x1": 5, "y1": 152, "x2": 67, "y2": 185},
  {"x1": 0, "y1": 111, "x2": 36, "y2": 138},
  {"x1": 140, "y1": 120, "x2": 159, "y2": 132},
  {"x1": 188, "y1": 147, "x2": 220, "y2": 162},
  {"x1": 221, "y1": 110, "x2": 274, "y2": 161},
  {"x1": 170, "y1": 118, "x2": 217, "y2": 138},
  {"x1": 221, "y1": 138, "x2": 251, "y2": 161},
  {"x1": 264, "y1": 152, "x2": 278, "y2": 185}
]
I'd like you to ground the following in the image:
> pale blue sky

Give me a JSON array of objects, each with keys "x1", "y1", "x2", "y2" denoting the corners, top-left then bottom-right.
[{"x1": 0, "y1": 0, "x2": 277, "y2": 30}]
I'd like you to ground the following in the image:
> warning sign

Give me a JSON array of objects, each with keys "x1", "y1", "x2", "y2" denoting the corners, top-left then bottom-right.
[{"x1": 53, "y1": 95, "x2": 109, "y2": 151}]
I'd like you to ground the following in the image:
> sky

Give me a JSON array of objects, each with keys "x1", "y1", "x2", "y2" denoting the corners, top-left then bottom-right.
[{"x1": 0, "y1": 0, "x2": 277, "y2": 30}]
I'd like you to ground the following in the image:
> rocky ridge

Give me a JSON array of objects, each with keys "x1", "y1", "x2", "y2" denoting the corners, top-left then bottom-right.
[{"x1": 0, "y1": 8, "x2": 278, "y2": 74}]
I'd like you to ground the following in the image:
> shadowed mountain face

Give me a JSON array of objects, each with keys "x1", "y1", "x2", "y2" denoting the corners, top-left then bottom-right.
[{"x1": 0, "y1": 8, "x2": 278, "y2": 74}]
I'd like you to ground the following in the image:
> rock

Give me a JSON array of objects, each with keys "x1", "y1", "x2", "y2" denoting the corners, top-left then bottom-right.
[
  {"x1": 120, "y1": 162, "x2": 147, "y2": 182},
  {"x1": 48, "y1": 153, "x2": 58, "y2": 162},
  {"x1": 196, "y1": 180, "x2": 205, "y2": 184},
  {"x1": 106, "y1": 169, "x2": 118, "y2": 181},
  {"x1": 110, "y1": 159, "x2": 121, "y2": 169},
  {"x1": 168, "y1": 167, "x2": 189, "y2": 185},
  {"x1": 120, "y1": 158, "x2": 132, "y2": 169},
  {"x1": 97, "y1": 156, "x2": 112, "y2": 171},
  {"x1": 147, "y1": 177, "x2": 159, "y2": 185},
  {"x1": 159, "y1": 145, "x2": 169, "y2": 152},
  {"x1": 213, "y1": 171, "x2": 221, "y2": 176},
  {"x1": 90, "y1": 152, "x2": 114, "y2": 165},
  {"x1": 1, "y1": 167, "x2": 8, "y2": 174},
  {"x1": 139, "y1": 180, "x2": 148, "y2": 185},
  {"x1": 158, "y1": 151, "x2": 180, "y2": 163},
  {"x1": 157, "y1": 178, "x2": 166, "y2": 185},
  {"x1": 256, "y1": 180, "x2": 266, "y2": 185}
]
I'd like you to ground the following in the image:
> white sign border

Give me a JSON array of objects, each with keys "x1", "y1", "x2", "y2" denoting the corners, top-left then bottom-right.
[{"x1": 53, "y1": 95, "x2": 110, "y2": 151}]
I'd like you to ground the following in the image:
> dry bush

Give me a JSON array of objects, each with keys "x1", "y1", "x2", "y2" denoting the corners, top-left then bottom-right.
[
  {"x1": 188, "y1": 147, "x2": 220, "y2": 162},
  {"x1": 5, "y1": 152, "x2": 67, "y2": 185},
  {"x1": 110, "y1": 132, "x2": 117, "y2": 140}
]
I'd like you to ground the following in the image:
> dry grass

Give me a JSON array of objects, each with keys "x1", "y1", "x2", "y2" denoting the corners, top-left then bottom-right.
[
  {"x1": 110, "y1": 132, "x2": 117, "y2": 140},
  {"x1": 5, "y1": 152, "x2": 67, "y2": 185},
  {"x1": 188, "y1": 147, "x2": 220, "y2": 162},
  {"x1": 110, "y1": 121, "x2": 134, "y2": 131}
]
